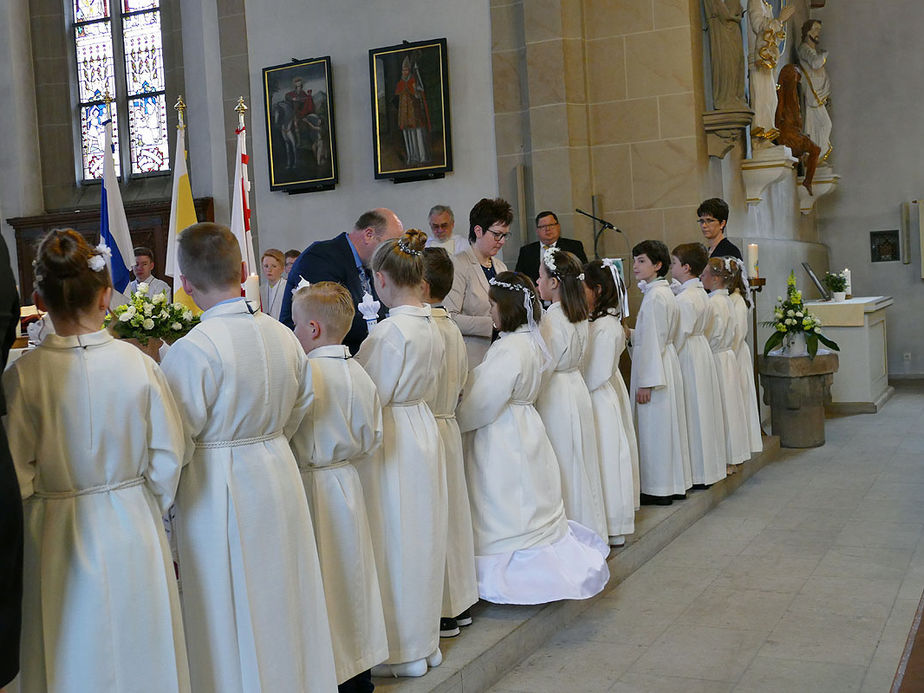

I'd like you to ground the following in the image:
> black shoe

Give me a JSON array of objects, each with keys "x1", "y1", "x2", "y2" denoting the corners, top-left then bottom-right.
[
  {"x1": 691, "y1": 484, "x2": 711, "y2": 490},
  {"x1": 640, "y1": 493, "x2": 672, "y2": 506},
  {"x1": 440, "y1": 617, "x2": 460, "y2": 637},
  {"x1": 455, "y1": 609, "x2": 473, "y2": 627},
  {"x1": 672, "y1": 493, "x2": 687, "y2": 500}
]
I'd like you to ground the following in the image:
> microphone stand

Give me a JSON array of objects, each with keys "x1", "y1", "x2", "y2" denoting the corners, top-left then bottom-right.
[{"x1": 575, "y1": 208, "x2": 630, "y2": 258}]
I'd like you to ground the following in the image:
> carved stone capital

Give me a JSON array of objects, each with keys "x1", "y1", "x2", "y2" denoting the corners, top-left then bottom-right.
[
  {"x1": 797, "y1": 165, "x2": 840, "y2": 214},
  {"x1": 740, "y1": 144, "x2": 798, "y2": 205},
  {"x1": 703, "y1": 108, "x2": 754, "y2": 159}
]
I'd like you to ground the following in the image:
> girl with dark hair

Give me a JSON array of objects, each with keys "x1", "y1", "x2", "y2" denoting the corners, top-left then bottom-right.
[
  {"x1": 355, "y1": 229, "x2": 448, "y2": 678},
  {"x1": 5, "y1": 229, "x2": 191, "y2": 691},
  {"x1": 535, "y1": 248, "x2": 607, "y2": 541},
  {"x1": 582, "y1": 260, "x2": 638, "y2": 546},
  {"x1": 457, "y1": 271, "x2": 609, "y2": 605},
  {"x1": 629, "y1": 240, "x2": 692, "y2": 505}
]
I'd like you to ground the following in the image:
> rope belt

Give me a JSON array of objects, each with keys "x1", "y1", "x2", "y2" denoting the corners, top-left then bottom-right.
[
  {"x1": 301, "y1": 459, "x2": 352, "y2": 472},
  {"x1": 433, "y1": 413, "x2": 456, "y2": 420},
  {"x1": 35, "y1": 476, "x2": 144, "y2": 500},
  {"x1": 196, "y1": 431, "x2": 282, "y2": 449},
  {"x1": 390, "y1": 400, "x2": 423, "y2": 408},
  {"x1": 510, "y1": 400, "x2": 533, "y2": 406}
]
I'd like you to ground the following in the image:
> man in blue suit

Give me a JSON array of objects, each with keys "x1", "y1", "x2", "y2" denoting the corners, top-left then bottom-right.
[
  {"x1": 514, "y1": 210, "x2": 588, "y2": 284},
  {"x1": 279, "y1": 208, "x2": 404, "y2": 354}
]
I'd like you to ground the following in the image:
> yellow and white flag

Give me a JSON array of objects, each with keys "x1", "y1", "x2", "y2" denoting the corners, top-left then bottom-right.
[{"x1": 165, "y1": 115, "x2": 201, "y2": 314}]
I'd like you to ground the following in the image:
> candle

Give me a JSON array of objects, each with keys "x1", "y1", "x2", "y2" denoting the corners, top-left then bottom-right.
[
  {"x1": 843, "y1": 268, "x2": 852, "y2": 298},
  {"x1": 243, "y1": 274, "x2": 260, "y2": 303},
  {"x1": 747, "y1": 244, "x2": 759, "y2": 278}
]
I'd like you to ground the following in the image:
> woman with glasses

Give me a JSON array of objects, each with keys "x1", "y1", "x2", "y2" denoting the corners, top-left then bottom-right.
[{"x1": 444, "y1": 198, "x2": 512, "y2": 371}]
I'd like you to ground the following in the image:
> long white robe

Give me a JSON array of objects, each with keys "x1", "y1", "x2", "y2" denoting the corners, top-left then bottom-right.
[
  {"x1": 4, "y1": 330, "x2": 190, "y2": 693},
  {"x1": 674, "y1": 280, "x2": 728, "y2": 486},
  {"x1": 457, "y1": 327, "x2": 610, "y2": 604},
  {"x1": 354, "y1": 304, "x2": 447, "y2": 665},
  {"x1": 730, "y1": 291, "x2": 764, "y2": 454},
  {"x1": 707, "y1": 290, "x2": 751, "y2": 466},
  {"x1": 582, "y1": 314, "x2": 635, "y2": 537},
  {"x1": 160, "y1": 299, "x2": 337, "y2": 693},
  {"x1": 427, "y1": 306, "x2": 478, "y2": 619},
  {"x1": 536, "y1": 304, "x2": 607, "y2": 539},
  {"x1": 260, "y1": 278, "x2": 285, "y2": 321},
  {"x1": 290, "y1": 344, "x2": 389, "y2": 684},
  {"x1": 609, "y1": 329, "x2": 640, "y2": 509},
  {"x1": 629, "y1": 280, "x2": 692, "y2": 497}
]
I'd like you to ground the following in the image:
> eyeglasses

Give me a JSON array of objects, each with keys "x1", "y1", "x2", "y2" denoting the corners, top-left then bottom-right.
[
  {"x1": 488, "y1": 229, "x2": 511, "y2": 241},
  {"x1": 537, "y1": 223, "x2": 559, "y2": 231},
  {"x1": 697, "y1": 217, "x2": 719, "y2": 225}
]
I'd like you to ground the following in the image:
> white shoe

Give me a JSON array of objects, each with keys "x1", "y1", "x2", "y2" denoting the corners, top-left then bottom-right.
[
  {"x1": 371, "y1": 658, "x2": 428, "y2": 678},
  {"x1": 608, "y1": 535, "x2": 626, "y2": 547},
  {"x1": 427, "y1": 648, "x2": 443, "y2": 668}
]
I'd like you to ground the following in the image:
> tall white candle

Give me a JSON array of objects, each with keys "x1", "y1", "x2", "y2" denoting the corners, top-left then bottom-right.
[
  {"x1": 843, "y1": 268, "x2": 852, "y2": 297},
  {"x1": 747, "y1": 244, "x2": 759, "y2": 277},
  {"x1": 244, "y1": 274, "x2": 260, "y2": 303}
]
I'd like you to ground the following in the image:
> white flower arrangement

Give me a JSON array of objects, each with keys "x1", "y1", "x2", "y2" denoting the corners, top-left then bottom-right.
[
  {"x1": 105, "y1": 285, "x2": 200, "y2": 345},
  {"x1": 542, "y1": 246, "x2": 558, "y2": 275},
  {"x1": 87, "y1": 255, "x2": 106, "y2": 272},
  {"x1": 762, "y1": 271, "x2": 838, "y2": 358}
]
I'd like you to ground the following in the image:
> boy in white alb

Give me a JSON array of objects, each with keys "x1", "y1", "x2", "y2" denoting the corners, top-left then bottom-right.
[
  {"x1": 629, "y1": 240, "x2": 692, "y2": 505},
  {"x1": 669, "y1": 243, "x2": 728, "y2": 488},
  {"x1": 290, "y1": 281, "x2": 389, "y2": 693},
  {"x1": 160, "y1": 223, "x2": 337, "y2": 693},
  {"x1": 422, "y1": 248, "x2": 479, "y2": 638}
]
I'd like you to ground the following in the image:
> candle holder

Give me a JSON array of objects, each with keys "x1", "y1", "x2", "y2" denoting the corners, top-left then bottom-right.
[{"x1": 749, "y1": 276, "x2": 767, "y2": 433}]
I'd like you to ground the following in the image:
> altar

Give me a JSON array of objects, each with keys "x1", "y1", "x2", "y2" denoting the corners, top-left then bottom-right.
[{"x1": 805, "y1": 296, "x2": 894, "y2": 413}]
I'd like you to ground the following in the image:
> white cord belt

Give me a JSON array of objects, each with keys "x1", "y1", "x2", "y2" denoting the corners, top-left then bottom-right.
[
  {"x1": 34, "y1": 476, "x2": 144, "y2": 499},
  {"x1": 196, "y1": 431, "x2": 282, "y2": 449}
]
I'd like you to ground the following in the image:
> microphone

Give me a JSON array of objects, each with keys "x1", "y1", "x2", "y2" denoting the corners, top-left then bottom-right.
[{"x1": 575, "y1": 208, "x2": 621, "y2": 233}]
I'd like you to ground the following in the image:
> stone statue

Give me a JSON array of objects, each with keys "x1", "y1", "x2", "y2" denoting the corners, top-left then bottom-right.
[
  {"x1": 775, "y1": 64, "x2": 820, "y2": 194},
  {"x1": 797, "y1": 19, "x2": 832, "y2": 161},
  {"x1": 747, "y1": 0, "x2": 795, "y2": 144},
  {"x1": 704, "y1": 0, "x2": 749, "y2": 111}
]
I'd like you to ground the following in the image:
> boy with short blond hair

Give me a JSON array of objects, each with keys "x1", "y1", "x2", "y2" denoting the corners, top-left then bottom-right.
[{"x1": 291, "y1": 282, "x2": 389, "y2": 693}]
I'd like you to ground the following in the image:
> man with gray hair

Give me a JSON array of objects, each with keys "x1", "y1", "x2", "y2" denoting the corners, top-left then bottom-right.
[
  {"x1": 425, "y1": 205, "x2": 468, "y2": 255},
  {"x1": 279, "y1": 208, "x2": 404, "y2": 353}
]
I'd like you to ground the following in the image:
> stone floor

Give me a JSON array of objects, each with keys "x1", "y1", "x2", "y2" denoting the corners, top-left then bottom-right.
[{"x1": 488, "y1": 382, "x2": 924, "y2": 693}]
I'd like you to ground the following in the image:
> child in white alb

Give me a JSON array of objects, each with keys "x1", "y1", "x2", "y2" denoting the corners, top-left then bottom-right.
[
  {"x1": 422, "y1": 248, "x2": 479, "y2": 639},
  {"x1": 535, "y1": 247, "x2": 607, "y2": 540},
  {"x1": 670, "y1": 243, "x2": 728, "y2": 487},
  {"x1": 457, "y1": 271, "x2": 610, "y2": 604},
  {"x1": 5, "y1": 230, "x2": 191, "y2": 692},
  {"x1": 160, "y1": 223, "x2": 336, "y2": 692},
  {"x1": 290, "y1": 281, "x2": 389, "y2": 693},
  {"x1": 728, "y1": 259, "x2": 763, "y2": 455},
  {"x1": 581, "y1": 259, "x2": 637, "y2": 546},
  {"x1": 629, "y1": 240, "x2": 692, "y2": 505},
  {"x1": 702, "y1": 257, "x2": 751, "y2": 474},
  {"x1": 355, "y1": 230, "x2": 448, "y2": 679}
]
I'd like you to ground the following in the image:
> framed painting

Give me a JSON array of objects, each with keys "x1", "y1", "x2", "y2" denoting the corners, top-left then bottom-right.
[
  {"x1": 263, "y1": 56, "x2": 338, "y2": 193},
  {"x1": 369, "y1": 38, "x2": 452, "y2": 182}
]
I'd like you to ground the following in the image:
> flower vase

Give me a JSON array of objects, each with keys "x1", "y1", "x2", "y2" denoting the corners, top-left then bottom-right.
[
  {"x1": 832, "y1": 291, "x2": 846, "y2": 302},
  {"x1": 781, "y1": 331, "x2": 808, "y2": 357},
  {"x1": 123, "y1": 337, "x2": 164, "y2": 362}
]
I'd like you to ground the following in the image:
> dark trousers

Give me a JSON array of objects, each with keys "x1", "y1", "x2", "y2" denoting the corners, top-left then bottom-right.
[
  {"x1": 338, "y1": 669, "x2": 374, "y2": 693},
  {"x1": 0, "y1": 424, "x2": 23, "y2": 687}
]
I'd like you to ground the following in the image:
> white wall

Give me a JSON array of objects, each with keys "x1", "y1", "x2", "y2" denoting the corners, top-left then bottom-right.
[
  {"x1": 243, "y1": 1, "x2": 498, "y2": 253},
  {"x1": 815, "y1": 0, "x2": 924, "y2": 376}
]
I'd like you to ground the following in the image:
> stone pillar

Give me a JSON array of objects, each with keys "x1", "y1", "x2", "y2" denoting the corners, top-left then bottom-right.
[{"x1": 758, "y1": 352, "x2": 838, "y2": 448}]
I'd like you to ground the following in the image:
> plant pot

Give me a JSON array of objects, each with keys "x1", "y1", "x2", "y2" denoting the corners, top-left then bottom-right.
[
  {"x1": 122, "y1": 336, "x2": 164, "y2": 362},
  {"x1": 832, "y1": 291, "x2": 846, "y2": 302},
  {"x1": 781, "y1": 331, "x2": 808, "y2": 357}
]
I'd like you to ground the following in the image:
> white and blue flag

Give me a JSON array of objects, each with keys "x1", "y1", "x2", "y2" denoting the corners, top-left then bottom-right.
[{"x1": 100, "y1": 118, "x2": 134, "y2": 297}]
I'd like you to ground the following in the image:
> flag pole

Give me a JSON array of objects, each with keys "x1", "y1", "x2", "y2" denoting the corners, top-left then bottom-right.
[{"x1": 232, "y1": 96, "x2": 259, "y2": 302}]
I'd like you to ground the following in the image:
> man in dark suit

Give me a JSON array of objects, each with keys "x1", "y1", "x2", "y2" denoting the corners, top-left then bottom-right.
[
  {"x1": 514, "y1": 210, "x2": 588, "y2": 283},
  {"x1": 279, "y1": 208, "x2": 403, "y2": 354},
  {"x1": 698, "y1": 198, "x2": 743, "y2": 260},
  {"x1": 0, "y1": 234, "x2": 22, "y2": 689}
]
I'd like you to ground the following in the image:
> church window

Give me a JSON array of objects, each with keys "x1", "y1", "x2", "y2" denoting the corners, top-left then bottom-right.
[{"x1": 73, "y1": 0, "x2": 170, "y2": 180}]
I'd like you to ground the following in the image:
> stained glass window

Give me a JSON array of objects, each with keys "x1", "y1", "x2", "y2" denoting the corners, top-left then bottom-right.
[{"x1": 73, "y1": 0, "x2": 169, "y2": 180}]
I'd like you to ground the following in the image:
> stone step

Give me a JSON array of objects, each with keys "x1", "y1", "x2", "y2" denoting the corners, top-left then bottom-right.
[{"x1": 373, "y1": 436, "x2": 782, "y2": 693}]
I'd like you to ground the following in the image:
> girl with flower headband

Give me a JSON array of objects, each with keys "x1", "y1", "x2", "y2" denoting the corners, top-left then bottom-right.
[
  {"x1": 581, "y1": 260, "x2": 639, "y2": 545},
  {"x1": 669, "y1": 243, "x2": 729, "y2": 488},
  {"x1": 727, "y1": 258, "x2": 763, "y2": 455},
  {"x1": 535, "y1": 247, "x2": 607, "y2": 541},
  {"x1": 456, "y1": 271, "x2": 610, "y2": 604},
  {"x1": 629, "y1": 239, "x2": 693, "y2": 505},
  {"x1": 354, "y1": 229, "x2": 448, "y2": 678},
  {"x1": 702, "y1": 257, "x2": 751, "y2": 473},
  {"x1": 5, "y1": 229, "x2": 191, "y2": 691}
]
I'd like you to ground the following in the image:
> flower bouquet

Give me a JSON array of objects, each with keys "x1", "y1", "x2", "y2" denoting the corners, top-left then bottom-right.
[
  {"x1": 762, "y1": 271, "x2": 839, "y2": 358},
  {"x1": 105, "y1": 282, "x2": 199, "y2": 358}
]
